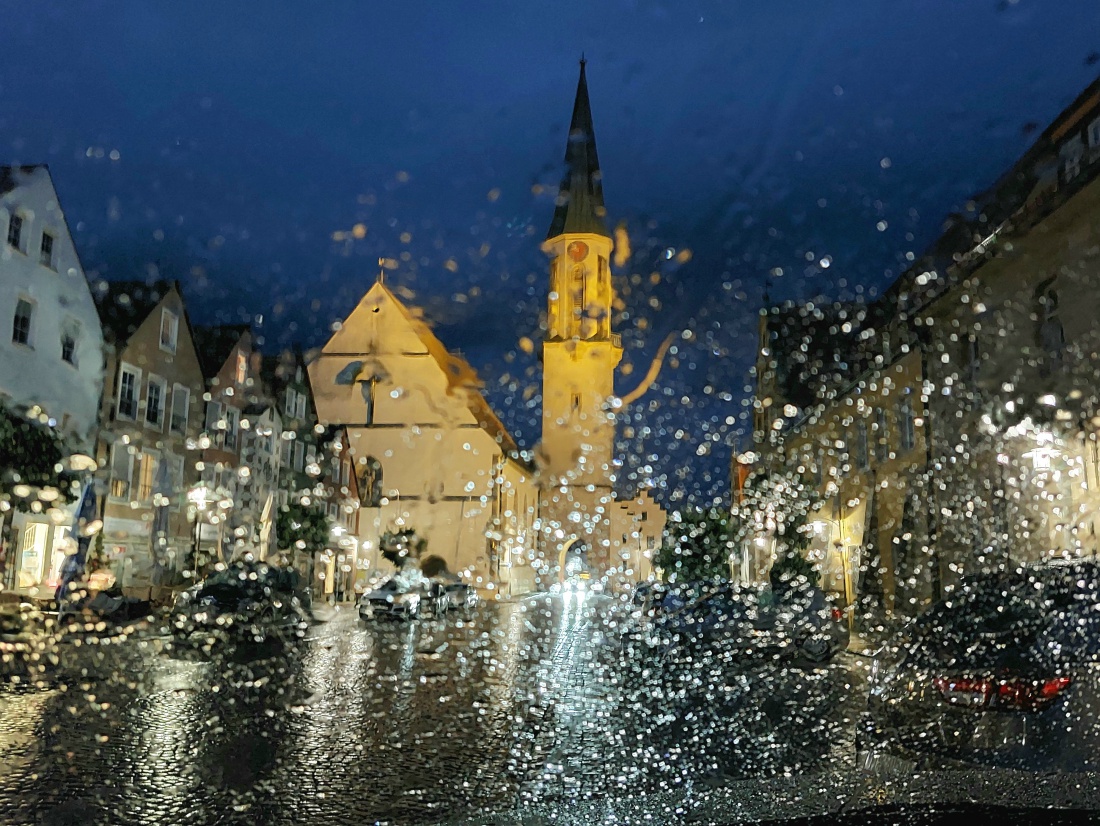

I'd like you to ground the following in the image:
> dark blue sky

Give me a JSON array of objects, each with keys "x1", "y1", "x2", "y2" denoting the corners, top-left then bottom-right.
[{"x1": 3, "y1": 1, "x2": 1098, "y2": 502}]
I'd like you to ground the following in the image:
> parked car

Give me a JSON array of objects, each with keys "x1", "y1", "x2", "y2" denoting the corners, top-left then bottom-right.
[
  {"x1": 170, "y1": 561, "x2": 309, "y2": 645},
  {"x1": 0, "y1": 603, "x2": 62, "y2": 686},
  {"x1": 58, "y1": 584, "x2": 153, "y2": 635},
  {"x1": 860, "y1": 560, "x2": 1100, "y2": 773},
  {"x1": 624, "y1": 580, "x2": 849, "y2": 666},
  {"x1": 359, "y1": 577, "x2": 428, "y2": 621},
  {"x1": 428, "y1": 577, "x2": 477, "y2": 615}
]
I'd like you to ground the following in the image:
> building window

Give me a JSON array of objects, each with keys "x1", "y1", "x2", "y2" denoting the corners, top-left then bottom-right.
[
  {"x1": 109, "y1": 443, "x2": 134, "y2": 500},
  {"x1": 814, "y1": 448, "x2": 825, "y2": 486},
  {"x1": 570, "y1": 265, "x2": 585, "y2": 318},
  {"x1": 159, "y1": 309, "x2": 179, "y2": 353},
  {"x1": 293, "y1": 441, "x2": 305, "y2": 472},
  {"x1": 7, "y1": 214, "x2": 23, "y2": 251},
  {"x1": 874, "y1": 408, "x2": 888, "y2": 464},
  {"x1": 39, "y1": 231, "x2": 55, "y2": 268},
  {"x1": 170, "y1": 384, "x2": 190, "y2": 435},
  {"x1": 280, "y1": 437, "x2": 293, "y2": 468},
  {"x1": 899, "y1": 398, "x2": 915, "y2": 453},
  {"x1": 1089, "y1": 117, "x2": 1100, "y2": 152},
  {"x1": 60, "y1": 322, "x2": 78, "y2": 365},
  {"x1": 224, "y1": 407, "x2": 239, "y2": 451},
  {"x1": 1063, "y1": 136, "x2": 1084, "y2": 181},
  {"x1": 12, "y1": 298, "x2": 33, "y2": 346},
  {"x1": 117, "y1": 363, "x2": 141, "y2": 420},
  {"x1": 204, "y1": 400, "x2": 225, "y2": 445},
  {"x1": 284, "y1": 388, "x2": 297, "y2": 418},
  {"x1": 295, "y1": 392, "x2": 307, "y2": 419},
  {"x1": 235, "y1": 351, "x2": 247, "y2": 385},
  {"x1": 136, "y1": 451, "x2": 158, "y2": 502},
  {"x1": 146, "y1": 375, "x2": 167, "y2": 429},
  {"x1": 855, "y1": 420, "x2": 870, "y2": 471}
]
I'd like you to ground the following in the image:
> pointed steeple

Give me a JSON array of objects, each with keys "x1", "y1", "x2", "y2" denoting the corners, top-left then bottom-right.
[{"x1": 546, "y1": 59, "x2": 609, "y2": 240}]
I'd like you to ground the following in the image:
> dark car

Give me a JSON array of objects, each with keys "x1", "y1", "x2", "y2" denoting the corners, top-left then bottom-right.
[
  {"x1": 359, "y1": 577, "x2": 428, "y2": 621},
  {"x1": 170, "y1": 561, "x2": 309, "y2": 645},
  {"x1": 428, "y1": 578, "x2": 477, "y2": 615},
  {"x1": 860, "y1": 560, "x2": 1100, "y2": 773},
  {"x1": 626, "y1": 580, "x2": 849, "y2": 666},
  {"x1": 0, "y1": 604, "x2": 61, "y2": 687}
]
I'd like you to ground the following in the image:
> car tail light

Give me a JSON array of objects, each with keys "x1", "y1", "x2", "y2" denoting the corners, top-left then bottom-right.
[
  {"x1": 933, "y1": 675, "x2": 1072, "y2": 712},
  {"x1": 830, "y1": 608, "x2": 844, "y2": 622}
]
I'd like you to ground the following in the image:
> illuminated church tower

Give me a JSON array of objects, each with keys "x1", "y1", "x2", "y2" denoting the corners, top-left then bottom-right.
[{"x1": 539, "y1": 60, "x2": 623, "y2": 579}]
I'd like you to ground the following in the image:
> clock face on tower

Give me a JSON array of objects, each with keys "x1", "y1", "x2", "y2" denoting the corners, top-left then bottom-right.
[{"x1": 567, "y1": 241, "x2": 588, "y2": 262}]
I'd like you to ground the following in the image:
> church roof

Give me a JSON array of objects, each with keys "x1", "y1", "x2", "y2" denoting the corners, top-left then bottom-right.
[
  {"x1": 332, "y1": 281, "x2": 527, "y2": 464},
  {"x1": 546, "y1": 60, "x2": 609, "y2": 240}
]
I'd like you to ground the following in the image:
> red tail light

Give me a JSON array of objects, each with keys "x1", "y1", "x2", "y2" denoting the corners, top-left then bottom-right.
[
  {"x1": 830, "y1": 608, "x2": 844, "y2": 622},
  {"x1": 933, "y1": 675, "x2": 1072, "y2": 712}
]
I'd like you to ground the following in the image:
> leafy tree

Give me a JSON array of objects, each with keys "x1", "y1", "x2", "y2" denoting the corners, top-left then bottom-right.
[
  {"x1": 276, "y1": 501, "x2": 331, "y2": 555},
  {"x1": 379, "y1": 528, "x2": 427, "y2": 568},
  {"x1": 655, "y1": 507, "x2": 737, "y2": 583},
  {"x1": 769, "y1": 548, "x2": 821, "y2": 590},
  {"x1": 0, "y1": 405, "x2": 78, "y2": 510}
]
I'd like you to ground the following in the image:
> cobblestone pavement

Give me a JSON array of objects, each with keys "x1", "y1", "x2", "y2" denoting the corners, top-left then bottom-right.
[{"x1": 0, "y1": 593, "x2": 868, "y2": 825}]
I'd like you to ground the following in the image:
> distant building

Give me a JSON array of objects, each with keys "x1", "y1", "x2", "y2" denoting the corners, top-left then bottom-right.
[
  {"x1": 191, "y1": 324, "x2": 264, "y2": 568},
  {"x1": 753, "y1": 73, "x2": 1100, "y2": 619},
  {"x1": 0, "y1": 166, "x2": 105, "y2": 596},
  {"x1": 535, "y1": 61, "x2": 665, "y2": 587},
  {"x1": 93, "y1": 281, "x2": 206, "y2": 594},
  {"x1": 308, "y1": 279, "x2": 540, "y2": 597}
]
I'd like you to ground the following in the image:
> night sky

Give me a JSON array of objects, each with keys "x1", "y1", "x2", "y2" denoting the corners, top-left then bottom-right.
[{"x1": 3, "y1": 1, "x2": 1099, "y2": 503}]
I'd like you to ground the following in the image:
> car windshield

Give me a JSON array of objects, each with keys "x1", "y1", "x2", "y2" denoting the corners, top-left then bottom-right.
[{"x1": 4, "y1": 4, "x2": 1100, "y2": 824}]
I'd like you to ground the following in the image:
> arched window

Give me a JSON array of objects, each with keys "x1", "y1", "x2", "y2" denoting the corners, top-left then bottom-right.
[{"x1": 358, "y1": 456, "x2": 383, "y2": 507}]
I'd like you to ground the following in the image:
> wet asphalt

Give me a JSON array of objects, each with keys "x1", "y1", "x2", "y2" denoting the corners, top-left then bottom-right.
[{"x1": 0, "y1": 593, "x2": 866, "y2": 826}]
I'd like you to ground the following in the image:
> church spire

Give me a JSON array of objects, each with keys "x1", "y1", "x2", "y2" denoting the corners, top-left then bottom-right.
[{"x1": 546, "y1": 59, "x2": 609, "y2": 240}]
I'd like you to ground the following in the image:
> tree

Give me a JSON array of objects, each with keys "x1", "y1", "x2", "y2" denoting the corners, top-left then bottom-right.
[
  {"x1": 379, "y1": 528, "x2": 426, "y2": 568},
  {"x1": 0, "y1": 405, "x2": 78, "y2": 510},
  {"x1": 732, "y1": 467, "x2": 821, "y2": 584},
  {"x1": 655, "y1": 507, "x2": 737, "y2": 583},
  {"x1": 276, "y1": 501, "x2": 331, "y2": 556}
]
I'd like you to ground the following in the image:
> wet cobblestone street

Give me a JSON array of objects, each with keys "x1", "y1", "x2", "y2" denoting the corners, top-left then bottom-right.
[{"x1": 0, "y1": 594, "x2": 865, "y2": 825}]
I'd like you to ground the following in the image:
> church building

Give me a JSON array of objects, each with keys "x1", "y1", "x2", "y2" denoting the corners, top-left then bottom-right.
[
  {"x1": 308, "y1": 62, "x2": 664, "y2": 596},
  {"x1": 536, "y1": 61, "x2": 665, "y2": 585}
]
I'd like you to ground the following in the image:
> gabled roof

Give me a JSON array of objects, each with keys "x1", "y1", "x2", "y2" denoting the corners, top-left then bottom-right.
[
  {"x1": 92, "y1": 279, "x2": 174, "y2": 346},
  {"x1": 191, "y1": 323, "x2": 251, "y2": 380},
  {"x1": 379, "y1": 282, "x2": 522, "y2": 458},
  {"x1": 546, "y1": 60, "x2": 609, "y2": 240},
  {"x1": 0, "y1": 165, "x2": 46, "y2": 197},
  {"x1": 324, "y1": 280, "x2": 526, "y2": 462}
]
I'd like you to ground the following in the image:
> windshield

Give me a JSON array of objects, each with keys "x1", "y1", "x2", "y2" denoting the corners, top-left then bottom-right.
[{"x1": 3, "y1": 3, "x2": 1100, "y2": 824}]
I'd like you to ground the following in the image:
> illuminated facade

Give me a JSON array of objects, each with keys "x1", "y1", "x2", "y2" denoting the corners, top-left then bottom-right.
[
  {"x1": 308, "y1": 280, "x2": 539, "y2": 597},
  {"x1": 754, "y1": 74, "x2": 1100, "y2": 617},
  {"x1": 537, "y1": 61, "x2": 625, "y2": 581}
]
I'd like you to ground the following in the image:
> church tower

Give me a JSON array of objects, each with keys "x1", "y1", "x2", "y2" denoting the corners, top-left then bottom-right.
[{"x1": 539, "y1": 60, "x2": 622, "y2": 579}]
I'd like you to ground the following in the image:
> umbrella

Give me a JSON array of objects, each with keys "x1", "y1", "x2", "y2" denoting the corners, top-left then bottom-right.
[
  {"x1": 150, "y1": 456, "x2": 173, "y2": 585},
  {"x1": 55, "y1": 481, "x2": 98, "y2": 604}
]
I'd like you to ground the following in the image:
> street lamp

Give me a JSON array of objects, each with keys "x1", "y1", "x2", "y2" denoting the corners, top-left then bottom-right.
[
  {"x1": 188, "y1": 483, "x2": 211, "y2": 579},
  {"x1": 810, "y1": 516, "x2": 855, "y2": 634}
]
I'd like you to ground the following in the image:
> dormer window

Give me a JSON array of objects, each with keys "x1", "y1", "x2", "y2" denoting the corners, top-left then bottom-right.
[{"x1": 159, "y1": 309, "x2": 179, "y2": 353}]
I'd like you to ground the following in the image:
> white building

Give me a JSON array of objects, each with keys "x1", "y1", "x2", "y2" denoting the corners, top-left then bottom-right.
[
  {"x1": 0, "y1": 166, "x2": 103, "y2": 448},
  {"x1": 0, "y1": 165, "x2": 104, "y2": 595},
  {"x1": 308, "y1": 279, "x2": 539, "y2": 597}
]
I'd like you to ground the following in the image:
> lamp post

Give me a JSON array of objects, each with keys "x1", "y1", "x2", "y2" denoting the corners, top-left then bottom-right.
[
  {"x1": 188, "y1": 483, "x2": 210, "y2": 580},
  {"x1": 811, "y1": 515, "x2": 856, "y2": 635}
]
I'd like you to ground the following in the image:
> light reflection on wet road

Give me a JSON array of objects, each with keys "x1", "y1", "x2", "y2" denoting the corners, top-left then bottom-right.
[{"x1": 0, "y1": 593, "x2": 863, "y2": 825}]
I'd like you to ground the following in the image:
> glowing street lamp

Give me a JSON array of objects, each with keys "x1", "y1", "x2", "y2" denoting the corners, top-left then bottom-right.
[{"x1": 187, "y1": 483, "x2": 211, "y2": 578}]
